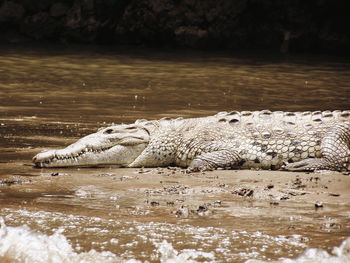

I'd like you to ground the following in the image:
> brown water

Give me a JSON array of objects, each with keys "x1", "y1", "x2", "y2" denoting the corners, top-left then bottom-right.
[{"x1": 0, "y1": 45, "x2": 350, "y2": 262}]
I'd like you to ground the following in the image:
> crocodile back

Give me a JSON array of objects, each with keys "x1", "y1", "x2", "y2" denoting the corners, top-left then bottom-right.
[
  {"x1": 173, "y1": 110, "x2": 350, "y2": 169},
  {"x1": 214, "y1": 110, "x2": 350, "y2": 137}
]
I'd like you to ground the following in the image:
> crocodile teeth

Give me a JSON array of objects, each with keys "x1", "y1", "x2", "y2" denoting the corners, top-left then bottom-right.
[{"x1": 34, "y1": 146, "x2": 114, "y2": 167}]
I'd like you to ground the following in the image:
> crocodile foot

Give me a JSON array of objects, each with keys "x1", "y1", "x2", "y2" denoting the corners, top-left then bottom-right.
[
  {"x1": 187, "y1": 159, "x2": 214, "y2": 172},
  {"x1": 282, "y1": 158, "x2": 333, "y2": 172}
]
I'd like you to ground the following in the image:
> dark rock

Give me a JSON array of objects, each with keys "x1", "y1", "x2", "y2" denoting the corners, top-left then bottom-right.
[
  {"x1": 214, "y1": 200, "x2": 222, "y2": 206},
  {"x1": 196, "y1": 205, "x2": 210, "y2": 216},
  {"x1": 20, "y1": 12, "x2": 59, "y2": 40},
  {"x1": 197, "y1": 205, "x2": 207, "y2": 212},
  {"x1": 233, "y1": 188, "x2": 254, "y2": 197},
  {"x1": 66, "y1": 3, "x2": 82, "y2": 30},
  {"x1": 315, "y1": 201, "x2": 323, "y2": 208},
  {"x1": 0, "y1": 31, "x2": 30, "y2": 43},
  {"x1": 0, "y1": 1, "x2": 25, "y2": 22},
  {"x1": 0, "y1": 0, "x2": 349, "y2": 53},
  {"x1": 82, "y1": 0, "x2": 94, "y2": 11},
  {"x1": 150, "y1": 201, "x2": 160, "y2": 206},
  {"x1": 21, "y1": 0, "x2": 52, "y2": 12},
  {"x1": 174, "y1": 26, "x2": 208, "y2": 47},
  {"x1": 50, "y1": 2, "x2": 69, "y2": 18}
]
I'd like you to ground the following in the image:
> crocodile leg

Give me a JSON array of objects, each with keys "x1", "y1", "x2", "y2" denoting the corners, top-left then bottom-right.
[
  {"x1": 188, "y1": 149, "x2": 243, "y2": 172},
  {"x1": 284, "y1": 122, "x2": 350, "y2": 171}
]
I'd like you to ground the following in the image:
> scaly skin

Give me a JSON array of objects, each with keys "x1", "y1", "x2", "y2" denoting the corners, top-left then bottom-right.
[{"x1": 33, "y1": 110, "x2": 350, "y2": 172}]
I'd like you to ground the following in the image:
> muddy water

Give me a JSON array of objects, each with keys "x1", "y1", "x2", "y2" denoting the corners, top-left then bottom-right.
[{"x1": 1, "y1": 45, "x2": 350, "y2": 262}]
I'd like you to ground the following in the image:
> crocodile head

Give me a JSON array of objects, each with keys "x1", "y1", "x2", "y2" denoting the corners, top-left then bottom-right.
[{"x1": 33, "y1": 123, "x2": 152, "y2": 168}]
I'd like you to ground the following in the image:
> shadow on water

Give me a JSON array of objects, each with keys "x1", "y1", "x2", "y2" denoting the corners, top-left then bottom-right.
[{"x1": 0, "y1": 44, "x2": 350, "y2": 262}]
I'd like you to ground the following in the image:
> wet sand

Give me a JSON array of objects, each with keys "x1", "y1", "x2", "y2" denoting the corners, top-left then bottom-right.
[
  {"x1": 2, "y1": 164, "x2": 350, "y2": 249},
  {"x1": 2, "y1": 165, "x2": 350, "y2": 215}
]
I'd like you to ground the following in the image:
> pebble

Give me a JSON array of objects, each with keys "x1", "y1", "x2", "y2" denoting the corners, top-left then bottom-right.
[
  {"x1": 214, "y1": 200, "x2": 222, "y2": 206},
  {"x1": 315, "y1": 201, "x2": 323, "y2": 208},
  {"x1": 150, "y1": 201, "x2": 160, "y2": 206}
]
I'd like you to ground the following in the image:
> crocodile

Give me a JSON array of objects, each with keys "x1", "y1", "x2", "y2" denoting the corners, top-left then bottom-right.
[{"x1": 33, "y1": 110, "x2": 350, "y2": 172}]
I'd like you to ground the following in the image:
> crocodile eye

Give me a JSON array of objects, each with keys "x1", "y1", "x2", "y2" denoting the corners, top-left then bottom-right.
[{"x1": 104, "y1": 128, "x2": 114, "y2": 134}]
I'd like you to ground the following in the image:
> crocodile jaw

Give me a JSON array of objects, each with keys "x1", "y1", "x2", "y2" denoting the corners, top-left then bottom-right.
[
  {"x1": 33, "y1": 144, "x2": 147, "y2": 167},
  {"x1": 33, "y1": 124, "x2": 150, "y2": 168}
]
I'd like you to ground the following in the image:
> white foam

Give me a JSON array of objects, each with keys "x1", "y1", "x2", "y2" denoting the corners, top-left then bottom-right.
[
  {"x1": 0, "y1": 217, "x2": 216, "y2": 263},
  {"x1": 156, "y1": 240, "x2": 215, "y2": 263},
  {"x1": 2, "y1": 208, "x2": 348, "y2": 263},
  {"x1": 0, "y1": 218, "x2": 132, "y2": 263},
  {"x1": 246, "y1": 237, "x2": 350, "y2": 263}
]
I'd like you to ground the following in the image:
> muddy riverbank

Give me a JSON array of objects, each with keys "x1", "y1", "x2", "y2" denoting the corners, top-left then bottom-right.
[
  {"x1": 1, "y1": 164, "x2": 350, "y2": 262},
  {"x1": 2, "y1": 165, "x2": 350, "y2": 227}
]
